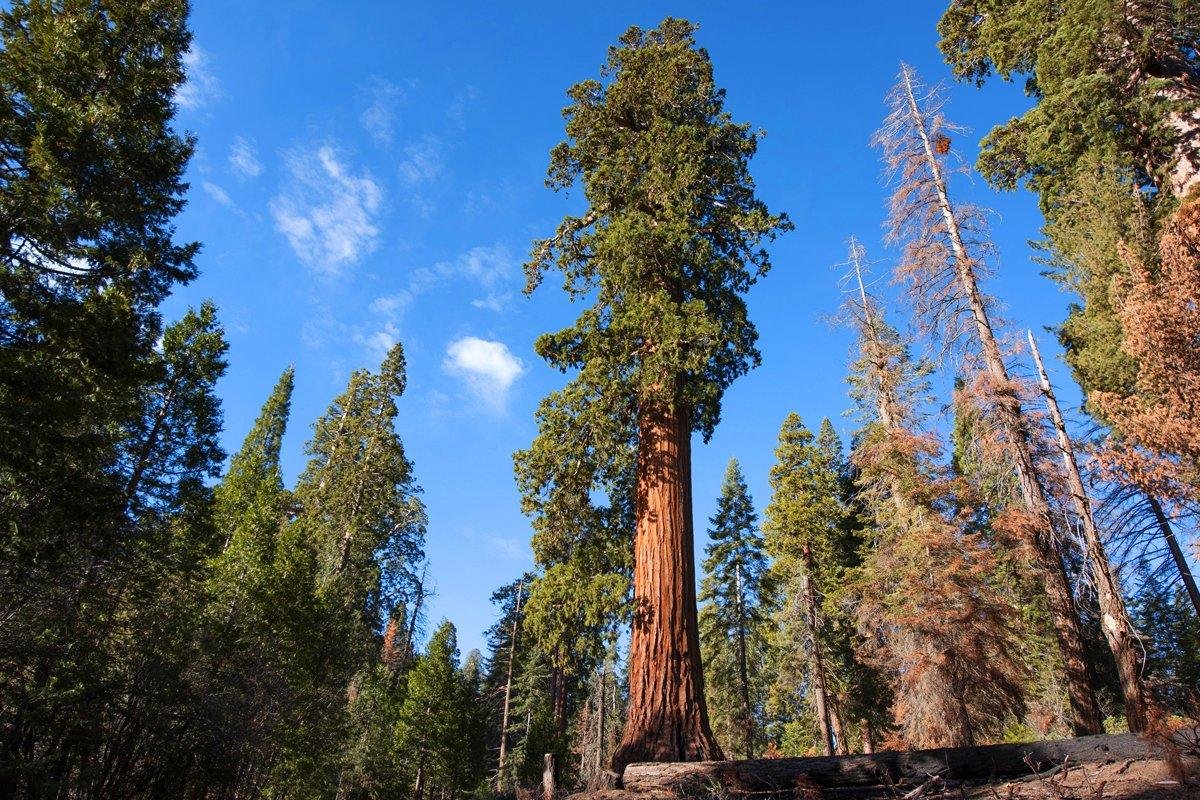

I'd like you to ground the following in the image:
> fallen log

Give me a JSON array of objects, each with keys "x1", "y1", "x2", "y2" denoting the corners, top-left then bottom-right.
[{"x1": 622, "y1": 729, "x2": 1197, "y2": 795}]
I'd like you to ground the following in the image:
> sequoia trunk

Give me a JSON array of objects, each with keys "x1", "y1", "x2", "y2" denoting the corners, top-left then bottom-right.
[{"x1": 613, "y1": 401, "x2": 722, "y2": 772}]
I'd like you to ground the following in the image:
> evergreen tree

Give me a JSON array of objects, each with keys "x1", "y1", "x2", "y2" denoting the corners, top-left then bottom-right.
[
  {"x1": 398, "y1": 621, "x2": 488, "y2": 800},
  {"x1": 763, "y1": 414, "x2": 844, "y2": 756},
  {"x1": 698, "y1": 458, "x2": 775, "y2": 759},
  {"x1": 938, "y1": 1, "x2": 1200, "y2": 202},
  {"x1": 270, "y1": 343, "x2": 427, "y2": 798},
  {"x1": 0, "y1": 3, "x2": 198, "y2": 791},
  {"x1": 515, "y1": 17, "x2": 789, "y2": 770},
  {"x1": 202, "y1": 367, "x2": 297, "y2": 793}
]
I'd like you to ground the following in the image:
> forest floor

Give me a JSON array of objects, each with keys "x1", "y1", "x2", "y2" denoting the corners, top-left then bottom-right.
[{"x1": 574, "y1": 754, "x2": 1199, "y2": 800}]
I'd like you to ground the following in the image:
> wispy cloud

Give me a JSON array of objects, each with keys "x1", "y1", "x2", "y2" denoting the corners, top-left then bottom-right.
[
  {"x1": 202, "y1": 181, "x2": 233, "y2": 206},
  {"x1": 370, "y1": 243, "x2": 515, "y2": 321},
  {"x1": 487, "y1": 535, "x2": 528, "y2": 561},
  {"x1": 354, "y1": 322, "x2": 400, "y2": 360},
  {"x1": 443, "y1": 336, "x2": 524, "y2": 411},
  {"x1": 360, "y1": 77, "x2": 407, "y2": 146},
  {"x1": 398, "y1": 136, "x2": 443, "y2": 185},
  {"x1": 448, "y1": 84, "x2": 480, "y2": 127},
  {"x1": 228, "y1": 136, "x2": 262, "y2": 178},
  {"x1": 176, "y1": 45, "x2": 222, "y2": 110},
  {"x1": 270, "y1": 145, "x2": 383, "y2": 276}
]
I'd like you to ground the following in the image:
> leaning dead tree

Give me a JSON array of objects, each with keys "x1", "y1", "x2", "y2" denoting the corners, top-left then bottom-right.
[
  {"x1": 1027, "y1": 331, "x2": 1150, "y2": 731},
  {"x1": 875, "y1": 64, "x2": 1105, "y2": 734}
]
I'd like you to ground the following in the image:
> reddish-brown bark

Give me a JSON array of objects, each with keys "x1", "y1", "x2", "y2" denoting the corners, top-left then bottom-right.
[{"x1": 613, "y1": 401, "x2": 722, "y2": 773}]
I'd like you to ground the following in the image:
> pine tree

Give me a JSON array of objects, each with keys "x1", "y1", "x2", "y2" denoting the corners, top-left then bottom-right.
[
  {"x1": 763, "y1": 414, "x2": 844, "y2": 756},
  {"x1": 398, "y1": 621, "x2": 488, "y2": 800},
  {"x1": 0, "y1": 4, "x2": 199, "y2": 791},
  {"x1": 698, "y1": 458, "x2": 775, "y2": 759},
  {"x1": 122, "y1": 300, "x2": 229, "y2": 526},
  {"x1": 515, "y1": 17, "x2": 789, "y2": 770},
  {"x1": 1094, "y1": 200, "x2": 1200, "y2": 510},
  {"x1": 268, "y1": 343, "x2": 427, "y2": 798},
  {"x1": 938, "y1": 1, "x2": 1200, "y2": 202}
]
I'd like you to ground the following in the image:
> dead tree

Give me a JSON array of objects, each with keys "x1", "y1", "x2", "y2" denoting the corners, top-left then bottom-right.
[{"x1": 875, "y1": 64, "x2": 1103, "y2": 734}]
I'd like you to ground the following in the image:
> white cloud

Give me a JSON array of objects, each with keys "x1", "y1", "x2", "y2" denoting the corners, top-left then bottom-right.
[
  {"x1": 176, "y1": 45, "x2": 222, "y2": 110},
  {"x1": 370, "y1": 243, "x2": 515, "y2": 322},
  {"x1": 398, "y1": 136, "x2": 443, "y2": 185},
  {"x1": 443, "y1": 336, "x2": 524, "y2": 410},
  {"x1": 354, "y1": 322, "x2": 400, "y2": 360},
  {"x1": 270, "y1": 145, "x2": 383, "y2": 275},
  {"x1": 360, "y1": 78, "x2": 406, "y2": 145},
  {"x1": 471, "y1": 293, "x2": 511, "y2": 312},
  {"x1": 488, "y1": 535, "x2": 528, "y2": 561},
  {"x1": 228, "y1": 136, "x2": 262, "y2": 178},
  {"x1": 202, "y1": 181, "x2": 232, "y2": 206}
]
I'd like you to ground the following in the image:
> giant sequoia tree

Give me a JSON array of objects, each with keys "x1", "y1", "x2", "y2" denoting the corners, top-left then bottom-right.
[{"x1": 517, "y1": 18, "x2": 788, "y2": 769}]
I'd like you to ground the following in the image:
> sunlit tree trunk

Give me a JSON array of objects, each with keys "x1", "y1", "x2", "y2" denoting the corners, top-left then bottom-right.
[
  {"x1": 496, "y1": 579, "x2": 524, "y2": 790},
  {"x1": 802, "y1": 543, "x2": 835, "y2": 757},
  {"x1": 614, "y1": 402, "x2": 722, "y2": 772}
]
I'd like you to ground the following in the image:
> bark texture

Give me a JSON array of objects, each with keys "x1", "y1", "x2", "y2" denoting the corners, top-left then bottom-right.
[
  {"x1": 613, "y1": 402, "x2": 722, "y2": 772},
  {"x1": 802, "y1": 544, "x2": 835, "y2": 757}
]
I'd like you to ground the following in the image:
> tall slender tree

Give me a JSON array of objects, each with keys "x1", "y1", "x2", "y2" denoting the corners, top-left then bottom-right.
[
  {"x1": 0, "y1": 3, "x2": 198, "y2": 789},
  {"x1": 763, "y1": 414, "x2": 843, "y2": 756},
  {"x1": 516, "y1": 18, "x2": 789, "y2": 769},
  {"x1": 1028, "y1": 332, "x2": 1150, "y2": 730},
  {"x1": 699, "y1": 458, "x2": 775, "y2": 759},
  {"x1": 876, "y1": 65, "x2": 1104, "y2": 734}
]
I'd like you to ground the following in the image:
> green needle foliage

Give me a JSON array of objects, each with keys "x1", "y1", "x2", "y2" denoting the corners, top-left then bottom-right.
[
  {"x1": 514, "y1": 18, "x2": 788, "y2": 759},
  {"x1": 937, "y1": 2, "x2": 1200, "y2": 402},
  {"x1": 699, "y1": 458, "x2": 776, "y2": 759},
  {"x1": 396, "y1": 621, "x2": 488, "y2": 800}
]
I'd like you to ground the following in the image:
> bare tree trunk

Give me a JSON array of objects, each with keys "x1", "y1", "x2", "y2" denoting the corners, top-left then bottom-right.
[
  {"x1": 496, "y1": 579, "x2": 525, "y2": 791},
  {"x1": 734, "y1": 562, "x2": 754, "y2": 758},
  {"x1": 830, "y1": 702, "x2": 848, "y2": 756},
  {"x1": 898, "y1": 67, "x2": 1103, "y2": 735},
  {"x1": 542, "y1": 753, "x2": 557, "y2": 800},
  {"x1": 861, "y1": 718, "x2": 875, "y2": 755},
  {"x1": 613, "y1": 401, "x2": 722, "y2": 772},
  {"x1": 595, "y1": 664, "x2": 606, "y2": 777},
  {"x1": 1147, "y1": 494, "x2": 1200, "y2": 615},
  {"x1": 400, "y1": 566, "x2": 428, "y2": 674},
  {"x1": 802, "y1": 543, "x2": 835, "y2": 757},
  {"x1": 1028, "y1": 332, "x2": 1150, "y2": 731}
]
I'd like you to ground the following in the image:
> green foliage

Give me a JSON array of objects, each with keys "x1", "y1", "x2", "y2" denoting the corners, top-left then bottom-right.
[
  {"x1": 937, "y1": 2, "x2": 1199, "y2": 402},
  {"x1": 699, "y1": 458, "x2": 776, "y2": 758},
  {"x1": 397, "y1": 622, "x2": 488, "y2": 799},
  {"x1": 937, "y1": 0, "x2": 1199, "y2": 201},
  {"x1": 1130, "y1": 561, "x2": 1200, "y2": 712}
]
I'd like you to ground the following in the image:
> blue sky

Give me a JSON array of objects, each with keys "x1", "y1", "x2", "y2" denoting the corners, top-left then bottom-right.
[{"x1": 165, "y1": 1, "x2": 1086, "y2": 655}]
